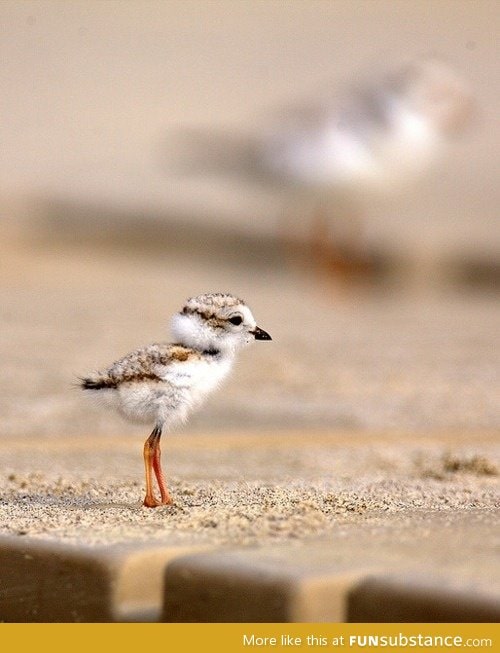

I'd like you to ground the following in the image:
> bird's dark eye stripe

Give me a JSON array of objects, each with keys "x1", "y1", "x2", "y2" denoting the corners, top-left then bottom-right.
[
  {"x1": 183, "y1": 307, "x2": 214, "y2": 320},
  {"x1": 228, "y1": 315, "x2": 243, "y2": 325}
]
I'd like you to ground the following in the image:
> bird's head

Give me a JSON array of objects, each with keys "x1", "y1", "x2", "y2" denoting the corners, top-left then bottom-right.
[
  {"x1": 171, "y1": 293, "x2": 271, "y2": 355},
  {"x1": 393, "y1": 58, "x2": 475, "y2": 137}
]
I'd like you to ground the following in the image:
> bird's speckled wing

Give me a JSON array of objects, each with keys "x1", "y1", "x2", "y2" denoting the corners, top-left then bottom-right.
[{"x1": 82, "y1": 343, "x2": 201, "y2": 390}]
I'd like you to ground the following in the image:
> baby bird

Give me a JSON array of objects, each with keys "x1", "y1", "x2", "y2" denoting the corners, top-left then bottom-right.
[{"x1": 80, "y1": 293, "x2": 271, "y2": 507}]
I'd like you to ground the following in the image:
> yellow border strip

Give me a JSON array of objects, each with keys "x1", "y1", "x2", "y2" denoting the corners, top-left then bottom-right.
[{"x1": 1, "y1": 623, "x2": 498, "y2": 653}]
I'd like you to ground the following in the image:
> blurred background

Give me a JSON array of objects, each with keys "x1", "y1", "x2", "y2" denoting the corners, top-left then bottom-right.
[{"x1": 1, "y1": 0, "x2": 499, "y2": 439}]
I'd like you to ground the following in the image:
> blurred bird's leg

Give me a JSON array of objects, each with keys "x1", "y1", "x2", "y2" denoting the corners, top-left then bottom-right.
[
  {"x1": 309, "y1": 202, "x2": 364, "y2": 280},
  {"x1": 276, "y1": 195, "x2": 375, "y2": 287}
]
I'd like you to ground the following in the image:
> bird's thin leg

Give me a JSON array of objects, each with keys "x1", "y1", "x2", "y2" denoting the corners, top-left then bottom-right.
[
  {"x1": 143, "y1": 426, "x2": 161, "y2": 508},
  {"x1": 152, "y1": 427, "x2": 172, "y2": 505},
  {"x1": 310, "y1": 203, "x2": 373, "y2": 288}
]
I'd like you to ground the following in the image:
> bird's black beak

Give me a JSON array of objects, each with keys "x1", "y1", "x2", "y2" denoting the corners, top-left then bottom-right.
[{"x1": 252, "y1": 326, "x2": 272, "y2": 341}]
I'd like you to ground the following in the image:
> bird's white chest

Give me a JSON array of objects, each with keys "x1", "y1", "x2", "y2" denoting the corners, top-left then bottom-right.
[{"x1": 163, "y1": 356, "x2": 233, "y2": 402}]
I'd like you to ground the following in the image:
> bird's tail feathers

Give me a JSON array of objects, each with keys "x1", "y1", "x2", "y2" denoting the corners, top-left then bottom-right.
[{"x1": 79, "y1": 374, "x2": 116, "y2": 391}]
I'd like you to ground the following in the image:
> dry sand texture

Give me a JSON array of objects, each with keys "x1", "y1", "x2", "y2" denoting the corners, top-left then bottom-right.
[
  {"x1": 0, "y1": 431, "x2": 498, "y2": 548},
  {"x1": 0, "y1": 230, "x2": 498, "y2": 550}
]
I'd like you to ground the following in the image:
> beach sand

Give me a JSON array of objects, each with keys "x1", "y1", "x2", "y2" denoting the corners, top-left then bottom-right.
[
  {"x1": 0, "y1": 229, "x2": 498, "y2": 620},
  {"x1": 0, "y1": 430, "x2": 497, "y2": 547}
]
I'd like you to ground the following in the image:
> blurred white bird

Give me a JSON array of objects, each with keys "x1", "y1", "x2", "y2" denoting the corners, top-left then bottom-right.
[{"x1": 172, "y1": 58, "x2": 474, "y2": 281}]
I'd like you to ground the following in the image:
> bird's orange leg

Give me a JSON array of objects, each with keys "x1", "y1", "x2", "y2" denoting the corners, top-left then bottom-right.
[
  {"x1": 143, "y1": 427, "x2": 161, "y2": 507},
  {"x1": 309, "y1": 204, "x2": 375, "y2": 289},
  {"x1": 152, "y1": 434, "x2": 173, "y2": 505}
]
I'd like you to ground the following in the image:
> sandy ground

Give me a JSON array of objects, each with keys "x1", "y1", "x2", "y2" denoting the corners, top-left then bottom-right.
[
  {"x1": 0, "y1": 431, "x2": 497, "y2": 547},
  {"x1": 0, "y1": 231, "x2": 498, "y2": 554}
]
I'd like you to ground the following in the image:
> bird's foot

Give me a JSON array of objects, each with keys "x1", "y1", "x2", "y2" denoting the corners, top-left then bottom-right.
[
  {"x1": 143, "y1": 494, "x2": 162, "y2": 508},
  {"x1": 143, "y1": 494, "x2": 174, "y2": 508}
]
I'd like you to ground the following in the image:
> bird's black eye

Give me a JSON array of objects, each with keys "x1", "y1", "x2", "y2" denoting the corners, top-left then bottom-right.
[{"x1": 229, "y1": 315, "x2": 243, "y2": 326}]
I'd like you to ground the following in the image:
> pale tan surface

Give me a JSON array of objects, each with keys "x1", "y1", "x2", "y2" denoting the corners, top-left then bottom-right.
[
  {"x1": 1, "y1": 0, "x2": 499, "y2": 259},
  {"x1": 1, "y1": 234, "x2": 499, "y2": 438}
]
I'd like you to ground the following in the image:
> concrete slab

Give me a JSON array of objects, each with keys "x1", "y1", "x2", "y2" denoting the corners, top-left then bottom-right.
[
  {"x1": 0, "y1": 535, "x2": 204, "y2": 622},
  {"x1": 161, "y1": 511, "x2": 500, "y2": 622},
  {"x1": 162, "y1": 547, "x2": 370, "y2": 622},
  {"x1": 348, "y1": 575, "x2": 500, "y2": 623}
]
